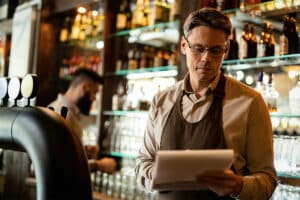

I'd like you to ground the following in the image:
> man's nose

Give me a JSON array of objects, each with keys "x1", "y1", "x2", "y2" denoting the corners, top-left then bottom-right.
[{"x1": 200, "y1": 50, "x2": 212, "y2": 61}]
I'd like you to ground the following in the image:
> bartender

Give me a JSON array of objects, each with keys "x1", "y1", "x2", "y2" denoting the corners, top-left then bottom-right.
[
  {"x1": 48, "y1": 68, "x2": 116, "y2": 173},
  {"x1": 135, "y1": 7, "x2": 277, "y2": 200}
]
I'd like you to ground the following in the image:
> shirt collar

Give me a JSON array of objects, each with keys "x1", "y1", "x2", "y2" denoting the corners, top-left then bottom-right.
[{"x1": 182, "y1": 71, "x2": 221, "y2": 96}]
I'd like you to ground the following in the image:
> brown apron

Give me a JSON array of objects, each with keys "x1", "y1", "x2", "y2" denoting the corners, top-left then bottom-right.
[{"x1": 158, "y1": 73, "x2": 234, "y2": 200}]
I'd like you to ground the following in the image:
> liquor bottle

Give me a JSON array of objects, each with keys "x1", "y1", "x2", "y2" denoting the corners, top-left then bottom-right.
[
  {"x1": 161, "y1": 0, "x2": 170, "y2": 23},
  {"x1": 112, "y1": 83, "x2": 125, "y2": 111},
  {"x1": 254, "y1": 71, "x2": 265, "y2": 95},
  {"x1": 248, "y1": 24, "x2": 257, "y2": 58},
  {"x1": 96, "y1": 7, "x2": 105, "y2": 35},
  {"x1": 139, "y1": 46, "x2": 149, "y2": 69},
  {"x1": 226, "y1": 28, "x2": 239, "y2": 60},
  {"x1": 153, "y1": 50, "x2": 163, "y2": 67},
  {"x1": 59, "y1": 17, "x2": 71, "y2": 42},
  {"x1": 163, "y1": 50, "x2": 170, "y2": 66},
  {"x1": 257, "y1": 23, "x2": 267, "y2": 58},
  {"x1": 168, "y1": 45, "x2": 178, "y2": 66},
  {"x1": 79, "y1": 14, "x2": 87, "y2": 41},
  {"x1": 132, "y1": 0, "x2": 144, "y2": 28},
  {"x1": 169, "y1": 0, "x2": 181, "y2": 21},
  {"x1": 289, "y1": 16, "x2": 299, "y2": 54},
  {"x1": 264, "y1": 73, "x2": 279, "y2": 112},
  {"x1": 239, "y1": 23, "x2": 250, "y2": 59},
  {"x1": 128, "y1": 45, "x2": 138, "y2": 70},
  {"x1": 265, "y1": 23, "x2": 275, "y2": 57},
  {"x1": 279, "y1": 16, "x2": 289, "y2": 56},
  {"x1": 152, "y1": 0, "x2": 164, "y2": 24},
  {"x1": 143, "y1": 0, "x2": 151, "y2": 26},
  {"x1": 289, "y1": 75, "x2": 300, "y2": 114},
  {"x1": 71, "y1": 14, "x2": 82, "y2": 40},
  {"x1": 85, "y1": 11, "x2": 94, "y2": 38},
  {"x1": 116, "y1": 0, "x2": 129, "y2": 31}
]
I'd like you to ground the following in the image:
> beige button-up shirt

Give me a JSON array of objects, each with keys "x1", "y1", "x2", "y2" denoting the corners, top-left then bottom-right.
[{"x1": 135, "y1": 73, "x2": 277, "y2": 200}]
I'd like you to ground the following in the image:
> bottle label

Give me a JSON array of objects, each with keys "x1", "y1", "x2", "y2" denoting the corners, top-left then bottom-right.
[
  {"x1": 257, "y1": 43, "x2": 266, "y2": 57},
  {"x1": 279, "y1": 35, "x2": 289, "y2": 55},
  {"x1": 239, "y1": 39, "x2": 248, "y2": 59}
]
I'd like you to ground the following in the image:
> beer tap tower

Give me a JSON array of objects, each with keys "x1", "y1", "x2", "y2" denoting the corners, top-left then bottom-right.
[{"x1": 0, "y1": 74, "x2": 92, "y2": 200}]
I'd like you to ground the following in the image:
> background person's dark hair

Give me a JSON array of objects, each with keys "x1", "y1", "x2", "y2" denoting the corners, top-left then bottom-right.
[
  {"x1": 70, "y1": 68, "x2": 103, "y2": 87},
  {"x1": 183, "y1": 7, "x2": 232, "y2": 39}
]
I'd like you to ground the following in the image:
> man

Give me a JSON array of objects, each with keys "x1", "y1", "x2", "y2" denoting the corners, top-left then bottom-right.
[
  {"x1": 48, "y1": 68, "x2": 116, "y2": 173},
  {"x1": 135, "y1": 8, "x2": 277, "y2": 200}
]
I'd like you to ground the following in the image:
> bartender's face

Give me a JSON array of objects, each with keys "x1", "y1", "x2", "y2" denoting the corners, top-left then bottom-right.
[
  {"x1": 77, "y1": 82, "x2": 99, "y2": 115},
  {"x1": 181, "y1": 26, "x2": 228, "y2": 85}
]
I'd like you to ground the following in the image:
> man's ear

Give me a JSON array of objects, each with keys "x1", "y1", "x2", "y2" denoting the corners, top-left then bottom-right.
[
  {"x1": 79, "y1": 82, "x2": 88, "y2": 95},
  {"x1": 181, "y1": 36, "x2": 187, "y2": 55},
  {"x1": 224, "y1": 41, "x2": 230, "y2": 59}
]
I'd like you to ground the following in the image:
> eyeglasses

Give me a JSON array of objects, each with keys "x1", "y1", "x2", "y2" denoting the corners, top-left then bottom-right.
[{"x1": 184, "y1": 36, "x2": 227, "y2": 58}]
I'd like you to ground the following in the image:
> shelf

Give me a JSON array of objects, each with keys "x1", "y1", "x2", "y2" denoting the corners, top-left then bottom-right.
[
  {"x1": 222, "y1": 53, "x2": 300, "y2": 71},
  {"x1": 102, "y1": 151, "x2": 136, "y2": 159},
  {"x1": 103, "y1": 110, "x2": 148, "y2": 117},
  {"x1": 60, "y1": 37, "x2": 104, "y2": 51},
  {"x1": 112, "y1": 21, "x2": 180, "y2": 47},
  {"x1": 113, "y1": 20, "x2": 179, "y2": 37},
  {"x1": 93, "y1": 191, "x2": 120, "y2": 200},
  {"x1": 278, "y1": 172, "x2": 300, "y2": 180},
  {"x1": 270, "y1": 113, "x2": 300, "y2": 118},
  {"x1": 109, "y1": 65, "x2": 178, "y2": 79}
]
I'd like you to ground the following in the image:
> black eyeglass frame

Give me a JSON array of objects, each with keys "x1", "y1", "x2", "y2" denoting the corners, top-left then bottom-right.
[{"x1": 183, "y1": 35, "x2": 227, "y2": 57}]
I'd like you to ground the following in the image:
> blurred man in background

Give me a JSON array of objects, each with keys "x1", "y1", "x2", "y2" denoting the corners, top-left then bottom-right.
[{"x1": 48, "y1": 68, "x2": 116, "y2": 173}]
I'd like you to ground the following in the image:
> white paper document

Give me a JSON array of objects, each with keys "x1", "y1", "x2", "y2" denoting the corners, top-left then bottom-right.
[{"x1": 151, "y1": 149, "x2": 234, "y2": 191}]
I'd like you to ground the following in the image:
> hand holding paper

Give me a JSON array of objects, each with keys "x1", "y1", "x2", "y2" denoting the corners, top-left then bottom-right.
[
  {"x1": 196, "y1": 169, "x2": 243, "y2": 197},
  {"x1": 151, "y1": 149, "x2": 234, "y2": 191}
]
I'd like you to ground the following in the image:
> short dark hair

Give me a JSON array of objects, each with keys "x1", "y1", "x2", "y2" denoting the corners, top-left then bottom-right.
[
  {"x1": 183, "y1": 7, "x2": 232, "y2": 39},
  {"x1": 70, "y1": 68, "x2": 103, "y2": 87}
]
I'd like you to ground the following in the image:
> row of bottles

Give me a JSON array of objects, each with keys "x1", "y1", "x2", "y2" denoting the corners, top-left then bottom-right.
[
  {"x1": 226, "y1": 16, "x2": 299, "y2": 61},
  {"x1": 273, "y1": 134, "x2": 300, "y2": 175},
  {"x1": 111, "y1": 78, "x2": 175, "y2": 112},
  {"x1": 92, "y1": 159, "x2": 157, "y2": 200},
  {"x1": 254, "y1": 72, "x2": 279, "y2": 112},
  {"x1": 272, "y1": 116, "x2": 300, "y2": 136},
  {"x1": 271, "y1": 184, "x2": 300, "y2": 200},
  {"x1": 254, "y1": 72, "x2": 300, "y2": 115},
  {"x1": 104, "y1": 114, "x2": 147, "y2": 155},
  {"x1": 280, "y1": 15, "x2": 299, "y2": 56},
  {"x1": 116, "y1": 0, "x2": 181, "y2": 31},
  {"x1": 59, "y1": 8, "x2": 105, "y2": 43},
  {"x1": 59, "y1": 54, "x2": 102, "y2": 79},
  {"x1": 116, "y1": 43, "x2": 178, "y2": 71},
  {"x1": 203, "y1": 0, "x2": 287, "y2": 11}
]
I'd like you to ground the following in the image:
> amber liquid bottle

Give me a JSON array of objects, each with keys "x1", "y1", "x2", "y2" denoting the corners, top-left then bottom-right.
[
  {"x1": 227, "y1": 28, "x2": 239, "y2": 60},
  {"x1": 279, "y1": 16, "x2": 289, "y2": 56},
  {"x1": 265, "y1": 23, "x2": 275, "y2": 57},
  {"x1": 289, "y1": 17, "x2": 299, "y2": 54},
  {"x1": 239, "y1": 23, "x2": 250, "y2": 59},
  {"x1": 248, "y1": 24, "x2": 257, "y2": 58},
  {"x1": 116, "y1": 0, "x2": 129, "y2": 31}
]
